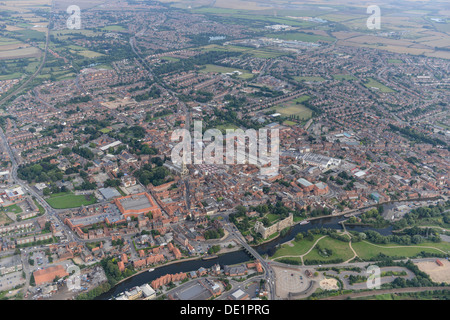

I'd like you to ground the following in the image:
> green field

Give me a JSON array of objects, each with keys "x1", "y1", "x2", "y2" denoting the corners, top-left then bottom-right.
[
  {"x1": 270, "y1": 95, "x2": 312, "y2": 119},
  {"x1": 265, "y1": 32, "x2": 335, "y2": 43},
  {"x1": 13, "y1": 29, "x2": 46, "y2": 42},
  {"x1": 266, "y1": 213, "x2": 280, "y2": 224},
  {"x1": 0, "y1": 72, "x2": 22, "y2": 80},
  {"x1": 303, "y1": 236, "x2": 354, "y2": 263},
  {"x1": 160, "y1": 56, "x2": 180, "y2": 62},
  {"x1": 333, "y1": 74, "x2": 357, "y2": 81},
  {"x1": 100, "y1": 128, "x2": 112, "y2": 133},
  {"x1": 53, "y1": 29, "x2": 99, "y2": 41},
  {"x1": 73, "y1": 50, "x2": 104, "y2": 58},
  {"x1": 46, "y1": 192, "x2": 97, "y2": 209},
  {"x1": 271, "y1": 234, "x2": 324, "y2": 259},
  {"x1": 282, "y1": 120, "x2": 297, "y2": 126},
  {"x1": 199, "y1": 64, "x2": 253, "y2": 79},
  {"x1": 192, "y1": 8, "x2": 314, "y2": 28},
  {"x1": 352, "y1": 241, "x2": 450, "y2": 260},
  {"x1": 33, "y1": 199, "x2": 45, "y2": 215},
  {"x1": 199, "y1": 44, "x2": 286, "y2": 58},
  {"x1": 364, "y1": 78, "x2": 395, "y2": 93},
  {"x1": 4, "y1": 204, "x2": 23, "y2": 214}
]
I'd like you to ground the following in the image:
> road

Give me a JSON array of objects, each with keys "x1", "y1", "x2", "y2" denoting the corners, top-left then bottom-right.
[
  {"x1": 130, "y1": 29, "x2": 192, "y2": 209},
  {"x1": 0, "y1": 0, "x2": 54, "y2": 107},
  {"x1": 222, "y1": 220, "x2": 277, "y2": 299},
  {"x1": 321, "y1": 286, "x2": 450, "y2": 300}
]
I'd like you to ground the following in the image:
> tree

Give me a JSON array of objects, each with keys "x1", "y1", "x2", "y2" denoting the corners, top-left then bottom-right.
[
  {"x1": 295, "y1": 233, "x2": 304, "y2": 242},
  {"x1": 235, "y1": 205, "x2": 247, "y2": 216},
  {"x1": 43, "y1": 188, "x2": 51, "y2": 196}
]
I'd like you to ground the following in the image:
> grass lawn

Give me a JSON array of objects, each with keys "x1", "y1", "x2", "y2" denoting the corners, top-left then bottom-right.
[
  {"x1": 4, "y1": 204, "x2": 23, "y2": 214},
  {"x1": 364, "y1": 78, "x2": 395, "y2": 93},
  {"x1": 333, "y1": 74, "x2": 357, "y2": 81},
  {"x1": 99, "y1": 128, "x2": 112, "y2": 133},
  {"x1": 270, "y1": 95, "x2": 312, "y2": 119},
  {"x1": 199, "y1": 64, "x2": 253, "y2": 79},
  {"x1": 33, "y1": 199, "x2": 45, "y2": 215},
  {"x1": 303, "y1": 237, "x2": 354, "y2": 263},
  {"x1": 282, "y1": 120, "x2": 297, "y2": 126},
  {"x1": 352, "y1": 240, "x2": 450, "y2": 260},
  {"x1": 266, "y1": 231, "x2": 280, "y2": 242},
  {"x1": 74, "y1": 50, "x2": 104, "y2": 58},
  {"x1": 160, "y1": 56, "x2": 180, "y2": 62},
  {"x1": 46, "y1": 192, "x2": 97, "y2": 209},
  {"x1": 271, "y1": 234, "x2": 323, "y2": 259},
  {"x1": 116, "y1": 187, "x2": 126, "y2": 197},
  {"x1": 266, "y1": 213, "x2": 279, "y2": 224}
]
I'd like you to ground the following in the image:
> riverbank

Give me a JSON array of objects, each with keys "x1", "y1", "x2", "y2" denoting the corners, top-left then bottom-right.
[
  {"x1": 106, "y1": 244, "x2": 245, "y2": 291},
  {"x1": 95, "y1": 197, "x2": 443, "y2": 299},
  {"x1": 253, "y1": 197, "x2": 442, "y2": 249}
]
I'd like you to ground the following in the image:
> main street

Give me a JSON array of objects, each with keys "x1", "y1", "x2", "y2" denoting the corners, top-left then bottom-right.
[
  {"x1": 221, "y1": 218, "x2": 276, "y2": 300},
  {"x1": 0, "y1": 127, "x2": 80, "y2": 243}
]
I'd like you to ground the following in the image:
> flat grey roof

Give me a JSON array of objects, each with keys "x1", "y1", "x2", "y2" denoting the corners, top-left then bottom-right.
[
  {"x1": 119, "y1": 194, "x2": 153, "y2": 211},
  {"x1": 175, "y1": 283, "x2": 211, "y2": 300},
  {"x1": 99, "y1": 187, "x2": 121, "y2": 200}
]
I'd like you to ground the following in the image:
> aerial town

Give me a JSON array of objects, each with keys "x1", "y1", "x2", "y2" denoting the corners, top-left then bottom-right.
[{"x1": 0, "y1": 0, "x2": 448, "y2": 304}]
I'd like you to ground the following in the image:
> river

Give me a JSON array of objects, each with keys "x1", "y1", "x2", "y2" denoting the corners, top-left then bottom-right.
[{"x1": 96, "y1": 211, "x2": 394, "y2": 299}]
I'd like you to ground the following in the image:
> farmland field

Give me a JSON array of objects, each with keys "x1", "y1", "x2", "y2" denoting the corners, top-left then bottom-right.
[
  {"x1": 199, "y1": 44, "x2": 286, "y2": 58},
  {"x1": 265, "y1": 32, "x2": 335, "y2": 43},
  {"x1": 0, "y1": 72, "x2": 23, "y2": 80},
  {"x1": 71, "y1": 50, "x2": 104, "y2": 58},
  {"x1": 0, "y1": 47, "x2": 41, "y2": 59}
]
